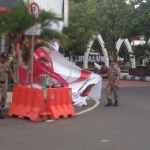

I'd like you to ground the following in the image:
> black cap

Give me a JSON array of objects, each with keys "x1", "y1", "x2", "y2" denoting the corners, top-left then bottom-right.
[{"x1": 0, "y1": 52, "x2": 8, "y2": 59}]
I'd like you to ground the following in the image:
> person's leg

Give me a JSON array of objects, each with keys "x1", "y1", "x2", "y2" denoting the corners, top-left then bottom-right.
[
  {"x1": 112, "y1": 85, "x2": 119, "y2": 106},
  {"x1": 105, "y1": 84, "x2": 113, "y2": 106},
  {"x1": 0, "y1": 86, "x2": 5, "y2": 119},
  {"x1": 0, "y1": 84, "x2": 8, "y2": 118},
  {"x1": 1, "y1": 97, "x2": 6, "y2": 110}
]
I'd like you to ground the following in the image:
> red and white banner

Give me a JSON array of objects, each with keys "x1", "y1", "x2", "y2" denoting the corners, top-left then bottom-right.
[{"x1": 18, "y1": 42, "x2": 102, "y2": 107}]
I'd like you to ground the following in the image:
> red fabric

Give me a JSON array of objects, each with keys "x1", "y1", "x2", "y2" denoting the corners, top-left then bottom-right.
[
  {"x1": 19, "y1": 67, "x2": 30, "y2": 85},
  {"x1": 70, "y1": 69, "x2": 91, "y2": 83},
  {"x1": 19, "y1": 47, "x2": 69, "y2": 87}
]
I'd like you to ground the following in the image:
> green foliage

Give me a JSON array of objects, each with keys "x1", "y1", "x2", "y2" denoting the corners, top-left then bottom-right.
[
  {"x1": 0, "y1": 7, "x2": 36, "y2": 38},
  {"x1": 67, "y1": 0, "x2": 150, "y2": 60},
  {"x1": 129, "y1": 43, "x2": 150, "y2": 61},
  {"x1": 65, "y1": 0, "x2": 136, "y2": 58},
  {"x1": 118, "y1": 43, "x2": 130, "y2": 62},
  {"x1": 37, "y1": 10, "x2": 56, "y2": 25},
  {"x1": 64, "y1": 0, "x2": 98, "y2": 55},
  {"x1": 2, "y1": 0, "x2": 150, "y2": 61},
  {"x1": 134, "y1": 1, "x2": 150, "y2": 39},
  {"x1": 91, "y1": 39, "x2": 103, "y2": 55},
  {"x1": 0, "y1": 3, "x2": 71, "y2": 69},
  {"x1": 34, "y1": 40, "x2": 49, "y2": 50},
  {"x1": 0, "y1": 5, "x2": 70, "y2": 50},
  {"x1": 96, "y1": 0, "x2": 134, "y2": 58}
]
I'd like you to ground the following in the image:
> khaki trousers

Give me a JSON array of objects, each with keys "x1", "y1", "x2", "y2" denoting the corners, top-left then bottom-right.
[
  {"x1": 0, "y1": 83, "x2": 8, "y2": 110},
  {"x1": 106, "y1": 84, "x2": 119, "y2": 101}
]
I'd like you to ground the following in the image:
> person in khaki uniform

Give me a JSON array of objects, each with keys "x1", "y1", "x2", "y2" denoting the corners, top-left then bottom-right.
[
  {"x1": 100, "y1": 58, "x2": 120, "y2": 107},
  {"x1": 0, "y1": 52, "x2": 18, "y2": 119}
]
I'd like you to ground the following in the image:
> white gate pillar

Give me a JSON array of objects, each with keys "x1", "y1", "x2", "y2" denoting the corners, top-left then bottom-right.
[
  {"x1": 83, "y1": 34, "x2": 109, "y2": 69},
  {"x1": 116, "y1": 38, "x2": 136, "y2": 68}
]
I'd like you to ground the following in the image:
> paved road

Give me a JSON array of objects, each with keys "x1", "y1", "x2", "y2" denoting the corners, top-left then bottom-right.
[{"x1": 0, "y1": 80, "x2": 150, "y2": 150}]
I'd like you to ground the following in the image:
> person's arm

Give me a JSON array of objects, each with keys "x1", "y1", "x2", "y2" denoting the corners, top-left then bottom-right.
[
  {"x1": 6, "y1": 62, "x2": 18, "y2": 84},
  {"x1": 8, "y1": 71, "x2": 18, "y2": 84},
  {"x1": 99, "y1": 72, "x2": 108, "y2": 77},
  {"x1": 114, "y1": 72, "x2": 120, "y2": 86},
  {"x1": 114, "y1": 68, "x2": 120, "y2": 86}
]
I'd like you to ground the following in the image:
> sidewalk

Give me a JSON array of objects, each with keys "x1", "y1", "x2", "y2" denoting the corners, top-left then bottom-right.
[{"x1": 120, "y1": 72, "x2": 150, "y2": 82}]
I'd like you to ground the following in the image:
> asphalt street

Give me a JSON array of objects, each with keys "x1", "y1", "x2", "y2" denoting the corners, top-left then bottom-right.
[{"x1": 0, "y1": 80, "x2": 150, "y2": 150}]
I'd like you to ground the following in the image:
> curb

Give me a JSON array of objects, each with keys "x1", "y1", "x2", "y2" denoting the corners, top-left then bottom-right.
[{"x1": 120, "y1": 74, "x2": 150, "y2": 82}]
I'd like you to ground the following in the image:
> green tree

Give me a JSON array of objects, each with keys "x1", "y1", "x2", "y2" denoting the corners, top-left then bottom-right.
[
  {"x1": 64, "y1": 0, "x2": 98, "y2": 56},
  {"x1": 91, "y1": 39, "x2": 103, "y2": 56},
  {"x1": 96, "y1": 0, "x2": 134, "y2": 59},
  {"x1": 118, "y1": 43, "x2": 130, "y2": 62},
  {"x1": 132, "y1": 1, "x2": 150, "y2": 39},
  {"x1": 123, "y1": 0, "x2": 150, "y2": 65},
  {"x1": 65, "y1": 0, "x2": 136, "y2": 59},
  {"x1": 66, "y1": 0, "x2": 149, "y2": 61}
]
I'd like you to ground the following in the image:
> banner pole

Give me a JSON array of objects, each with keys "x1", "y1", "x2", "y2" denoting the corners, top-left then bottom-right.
[{"x1": 30, "y1": 35, "x2": 34, "y2": 87}]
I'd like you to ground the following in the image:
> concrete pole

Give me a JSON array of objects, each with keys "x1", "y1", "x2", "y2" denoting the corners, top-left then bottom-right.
[{"x1": 0, "y1": 35, "x2": 5, "y2": 53}]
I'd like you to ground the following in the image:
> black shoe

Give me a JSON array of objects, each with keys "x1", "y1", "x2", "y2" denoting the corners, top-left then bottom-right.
[
  {"x1": 0, "y1": 113, "x2": 5, "y2": 119},
  {"x1": 113, "y1": 101, "x2": 118, "y2": 106},
  {"x1": 105, "y1": 100, "x2": 113, "y2": 107}
]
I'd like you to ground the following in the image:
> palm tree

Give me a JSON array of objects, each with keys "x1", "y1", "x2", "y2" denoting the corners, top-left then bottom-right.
[{"x1": 0, "y1": 2, "x2": 70, "y2": 81}]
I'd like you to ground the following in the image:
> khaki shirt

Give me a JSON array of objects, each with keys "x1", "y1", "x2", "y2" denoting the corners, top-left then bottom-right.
[
  {"x1": 0, "y1": 62, "x2": 12, "y2": 82},
  {"x1": 108, "y1": 65, "x2": 120, "y2": 84}
]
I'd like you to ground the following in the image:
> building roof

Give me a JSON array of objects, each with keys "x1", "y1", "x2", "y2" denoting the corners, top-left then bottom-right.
[{"x1": 0, "y1": 0, "x2": 24, "y2": 9}]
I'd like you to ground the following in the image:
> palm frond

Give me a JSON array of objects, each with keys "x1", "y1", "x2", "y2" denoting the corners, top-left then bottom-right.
[
  {"x1": 0, "y1": 5, "x2": 70, "y2": 52},
  {"x1": 41, "y1": 29, "x2": 71, "y2": 50},
  {"x1": 37, "y1": 10, "x2": 57, "y2": 26},
  {"x1": 34, "y1": 39, "x2": 49, "y2": 50},
  {"x1": 55, "y1": 34, "x2": 71, "y2": 50},
  {"x1": 0, "y1": 7, "x2": 36, "y2": 38}
]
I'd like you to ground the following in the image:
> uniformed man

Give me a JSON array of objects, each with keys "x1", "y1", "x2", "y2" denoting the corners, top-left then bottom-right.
[
  {"x1": 0, "y1": 52, "x2": 18, "y2": 119},
  {"x1": 100, "y1": 58, "x2": 120, "y2": 107}
]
